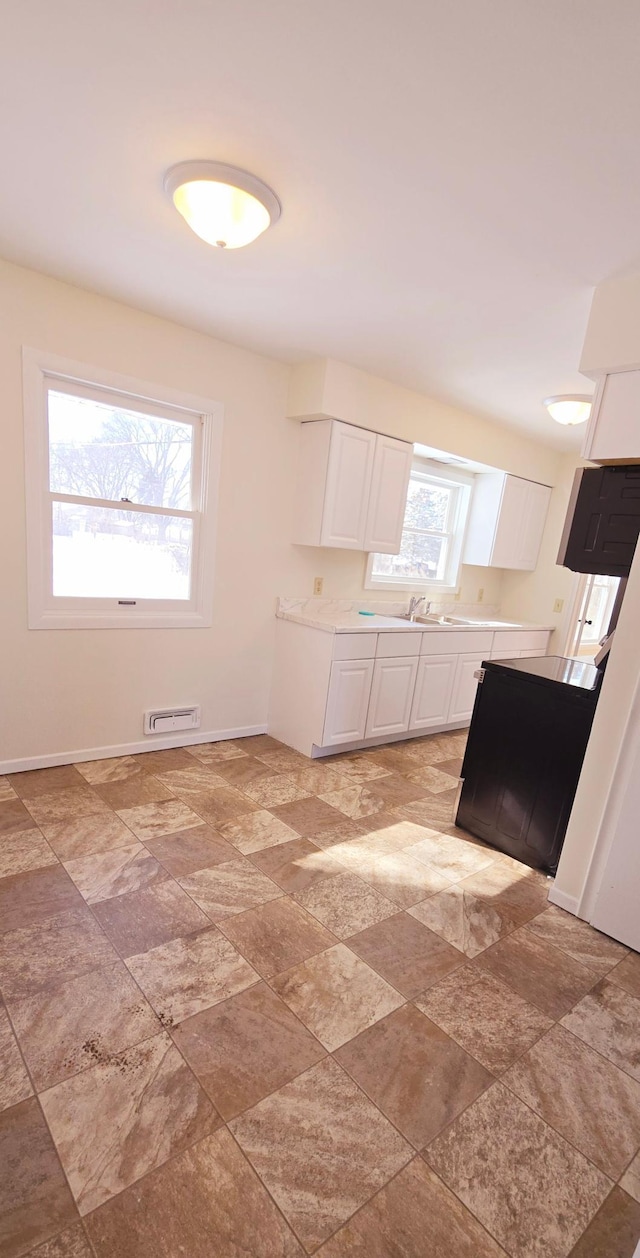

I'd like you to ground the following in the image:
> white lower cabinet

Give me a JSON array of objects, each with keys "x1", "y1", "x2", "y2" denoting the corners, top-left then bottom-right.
[
  {"x1": 323, "y1": 658, "x2": 375, "y2": 746},
  {"x1": 272, "y1": 618, "x2": 551, "y2": 756},
  {"x1": 365, "y1": 656, "x2": 419, "y2": 739},
  {"x1": 409, "y1": 654, "x2": 458, "y2": 731},
  {"x1": 449, "y1": 653, "x2": 486, "y2": 723}
]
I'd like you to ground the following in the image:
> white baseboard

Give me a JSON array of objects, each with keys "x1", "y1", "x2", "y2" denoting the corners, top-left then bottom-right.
[
  {"x1": 547, "y1": 885, "x2": 580, "y2": 916},
  {"x1": 0, "y1": 725, "x2": 268, "y2": 775}
]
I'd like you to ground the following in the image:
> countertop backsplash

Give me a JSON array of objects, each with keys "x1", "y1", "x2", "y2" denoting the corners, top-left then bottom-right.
[{"x1": 277, "y1": 596, "x2": 502, "y2": 619}]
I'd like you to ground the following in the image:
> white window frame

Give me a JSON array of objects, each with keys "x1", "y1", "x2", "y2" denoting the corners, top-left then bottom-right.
[
  {"x1": 22, "y1": 348, "x2": 223, "y2": 630},
  {"x1": 365, "y1": 459, "x2": 473, "y2": 593}
]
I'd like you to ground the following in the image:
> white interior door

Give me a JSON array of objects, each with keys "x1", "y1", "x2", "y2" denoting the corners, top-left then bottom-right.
[{"x1": 568, "y1": 574, "x2": 620, "y2": 660}]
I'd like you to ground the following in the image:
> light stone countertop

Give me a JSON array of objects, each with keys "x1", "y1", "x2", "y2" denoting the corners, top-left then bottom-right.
[{"x1": 276, "y1": 597, "x2": 555, "y2": 636}]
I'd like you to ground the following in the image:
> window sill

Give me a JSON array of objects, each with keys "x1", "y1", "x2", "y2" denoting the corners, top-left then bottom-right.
[
  {"x1": 364, "y1": 577, "x2": 460, "y2": 594},
  {"x1": 28, "y1": 609, "x2": 212, "y2": 630}
]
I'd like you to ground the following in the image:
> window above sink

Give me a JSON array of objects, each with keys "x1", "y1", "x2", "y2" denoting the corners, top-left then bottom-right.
[{"x1": 365, "y1": 457, "x2": 473, "y2": 593}]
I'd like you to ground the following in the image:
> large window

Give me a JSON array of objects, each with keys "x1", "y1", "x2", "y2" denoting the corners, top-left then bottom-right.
[
  {"x1": 23, "y1": 350, "x2": 222, "y2": 628},
  {"x1": 366, "y1": 461, "x2": 472, "y2": 591}
]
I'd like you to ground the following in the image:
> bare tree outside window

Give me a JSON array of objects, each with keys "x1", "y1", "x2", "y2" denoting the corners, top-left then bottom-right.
[
  {"x1": 47, "y1": 391, "x2": 195, "y2": 599},
  {"x1": 371, "y1": 473, "x2": 454, "y2": 582}
]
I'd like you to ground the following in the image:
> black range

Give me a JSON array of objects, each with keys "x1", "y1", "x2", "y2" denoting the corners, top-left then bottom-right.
[{"x1": 456, "y1": 655, "x2": 602, "y2": 874}]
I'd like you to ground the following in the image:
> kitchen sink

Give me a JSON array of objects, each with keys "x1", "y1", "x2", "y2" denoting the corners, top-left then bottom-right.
[
  {"x1": 393, "y1": 613, "x2": 471, "y2": 626},
  {"x1": 396, "y1": 613, "x2": 523, "y2": 628},
  {"x1": 418, "y1": 614, "x2": 470, "y2": 625}
]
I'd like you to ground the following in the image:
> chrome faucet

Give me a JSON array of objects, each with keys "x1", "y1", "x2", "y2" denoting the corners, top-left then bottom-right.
[{"x1": 406, "y1": 596, "x2": 430, "y2": 620}]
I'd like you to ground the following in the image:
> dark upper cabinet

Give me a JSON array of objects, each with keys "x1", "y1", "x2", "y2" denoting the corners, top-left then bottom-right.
[{"x1": 558, "y1": 465, "x2": 640, "y2": 577}]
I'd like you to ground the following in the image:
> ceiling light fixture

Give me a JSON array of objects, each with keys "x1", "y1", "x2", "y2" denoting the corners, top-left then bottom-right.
[
  {"x1": 164, "y1": 161, "x2": 281, "y2": 250},
  {"x1": 543, "y1": 394, "x2": 592, "y2": 426}
]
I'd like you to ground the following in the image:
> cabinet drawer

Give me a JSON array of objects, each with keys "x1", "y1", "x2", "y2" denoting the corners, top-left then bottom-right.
[
  {"x1": 420, "y1": 630, "x2": 493, "y2": 656},
  {"x1": 333, "y1": 632, "x2": 377, "y2": 661},
  {"x1": 493, "y1": 630, "x2": 548, "y2": 652},
  {"x1": 376, "y1": 630, "x2": 423, "y2": 658}
]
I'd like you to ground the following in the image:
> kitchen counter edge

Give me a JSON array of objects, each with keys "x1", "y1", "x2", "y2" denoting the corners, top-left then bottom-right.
[{"x1": 276, "y1": 610, "x2": 556, "y2": 635}]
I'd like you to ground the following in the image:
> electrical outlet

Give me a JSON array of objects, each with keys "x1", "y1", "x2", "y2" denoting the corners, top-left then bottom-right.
[
  {"x1": 553, "y1": 597, "x2": 564, "y2": 614},
  {"x1": 313, "y1": 577, "x2": 324, "y2": 596},
  {"x1": 454, "y1": 590, "x2": 461, "y2": 602},
  {"x1": 478, "y1": 588, "x2": 484, "y2": 603}
]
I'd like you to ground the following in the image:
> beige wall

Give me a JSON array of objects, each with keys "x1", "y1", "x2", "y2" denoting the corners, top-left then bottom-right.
[
  {"x1": 289, "y1": 358, "x2": 561, "y2": 485},
  {"x1": 0, "y1": 258, "x2": 565, "y2": 767},
  {"x1": 0, "y1": 258, "x2": 301, "y2": 765}
]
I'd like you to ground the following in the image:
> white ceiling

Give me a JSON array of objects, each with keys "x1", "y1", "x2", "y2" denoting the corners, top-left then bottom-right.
[{"x1": 2, "y1": 0, "x2": 640, "y2": 451}]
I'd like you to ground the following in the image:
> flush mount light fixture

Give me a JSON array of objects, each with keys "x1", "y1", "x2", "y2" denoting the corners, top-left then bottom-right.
[
  {"x1": 543, "y1": 394, "x2": 593, "y2": 426},
  {"x1": 164, "y1": 161, "x2": 281, "y2": 250}
]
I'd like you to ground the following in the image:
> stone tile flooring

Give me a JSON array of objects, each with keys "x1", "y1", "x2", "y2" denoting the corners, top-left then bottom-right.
[{"x1": 1, "y1": 731, "x2": 639, "y2": 1257}]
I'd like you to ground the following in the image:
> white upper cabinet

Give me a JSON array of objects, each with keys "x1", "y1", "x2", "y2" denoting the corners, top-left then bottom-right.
[
  {"x1": 582, "y1": 370, "x2": 640, "y2": 465},
  {"x1": 519, "y1": 481, "x2": 552, "y2": 569},
  {"x1": 320, "y1": 422, "x2": 377, "y2": 548},
  {"x1": 463, "y1": 472, "x2": 551, "y2": 571},
  {"x1": 294, "y1": 419, "x2": 412, "y2": 550},
  {"x1": 364, "y1": 434, "x2": 413, "y2": 554}
]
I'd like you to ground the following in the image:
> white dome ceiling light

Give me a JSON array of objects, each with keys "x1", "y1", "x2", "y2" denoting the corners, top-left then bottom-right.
[
  {"x1": 543, "y1": 394, "x2": 592, "y2": 426},
  {"x1": 164, "y1": 161, "x2": 281, "y2": 250}
]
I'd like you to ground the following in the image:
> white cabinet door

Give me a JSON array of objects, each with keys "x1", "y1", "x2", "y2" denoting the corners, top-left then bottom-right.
[
  {"x1": 323, "y1": 658, "x2": 375, "y2": 746},
  {"x1": 449, "y1": 652, "x2": 485, "y2": 722},
  {"x1": 364, "y1": 435, "x2": 413, "y2": 554},
  {"x1": 584, "y1": 370, "x2": 640, "y2": 465},
  {"x1": 466, "y1": 473, "x2": 551, "y2": 570},
  {"x1": 518, "y1": 481, "x2": 551, "y2": 570},
  {"x1": 320, "y1": 423, "x2": 376, "y2": 549},
  {"x1": 409, "y1": 654, "x2": 457, "y2": 730},
  {"x1": 490, "y1": 476, "x2": 527, "y2": 568},
  {"x1": 365, "y1": 656, "x2": 419, "y2": 738}
]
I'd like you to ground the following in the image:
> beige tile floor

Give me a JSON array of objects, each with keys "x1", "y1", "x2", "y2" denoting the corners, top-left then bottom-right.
[{"x1": 1, "y1": 732, "x2": 640, "y2": 1257}]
